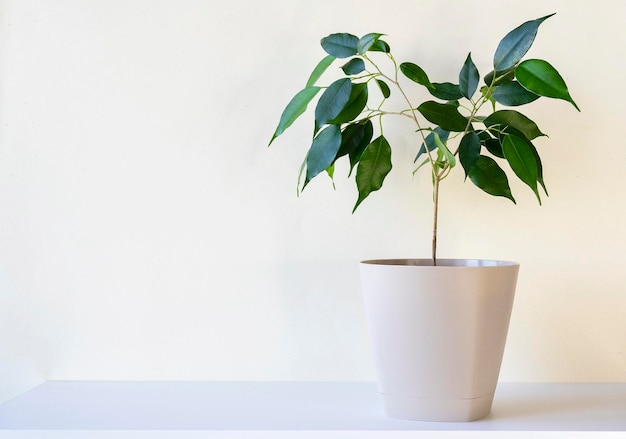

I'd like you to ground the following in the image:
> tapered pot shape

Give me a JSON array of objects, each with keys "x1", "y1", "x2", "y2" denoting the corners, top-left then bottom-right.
[{"x1": 359, "y1": 259, "x2": 519, "y2": 422}]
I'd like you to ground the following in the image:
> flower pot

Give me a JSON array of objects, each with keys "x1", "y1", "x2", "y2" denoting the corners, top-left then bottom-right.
[{"x1": 359, "y1": 259, "x2": 519, "y2": 422}]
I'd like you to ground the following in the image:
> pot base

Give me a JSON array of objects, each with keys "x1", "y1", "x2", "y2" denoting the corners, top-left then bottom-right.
[{"x1": 382, "y1": 391, "x2": 495, "y2": 422}]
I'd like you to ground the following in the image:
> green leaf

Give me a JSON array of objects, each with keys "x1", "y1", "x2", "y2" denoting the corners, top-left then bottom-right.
[
  {"x1": 305, "y1": 125, "x2": 342, "y2": 185},
  {"x1": 347, "y1": 120, "x2": 374, "y2": 173},
  {"x1": 484, "y1": 137, "x2": 504, "y2": 158},
  {"x1": 369, "y1": 39, "x2": 390, "y2": 52},
  {"x1": 429, "y1": 82, "x2": 463, "y2": 101},
  {"x1": 468, "y1": 156, "x2": 516, "y2": 203},
  {"x1": 376, "y1": 79, "x2": 391, "y2": 98},
  {"x1": 483, "y1": 110, "x2": 545, "y2": 140},
  {"x1": 483, "y1": 67, "x2": 516, "y2": 86},
  {"x1": 321, "y1": 33, "x2": 359, "y2": 58},
  {"x1": 337, "y1": 120, "x2": 373, "y2": 160},
  {"x1": 329, "y1": 82, "x2": 368, "y2": 125},
  {"x1": 341, "y1": 58, "x2": 365, "y2": 75},
  {"x1": 433, "y1": 132, "x2": 455, "y2": 168},
  {"x1": 491, "y1": 81, "x2": 539, "y2": 106},
  {"x1": 353, "y1": 136, "x2": 392, "y2": 212},
  {"x1": 400, "y1": 62, "x2": 434, "y2": 89},
  {"x1": 493, "y1": 13, "x2": 555, "y2": 72},
  {"x1": 357, "y1": 33, "x2": 384, "y2": 54},
  {"x1": 269, "y1": 86, "x2": 321, "y2": 146},
  {"x1": 459, "y1": 53, "x2": 479, "y2": 99},
  {"x1": 459, "y1": 131, "x2": 481, "y2": 177},
  {"x1": 502, "y1": 134, "x2": 541, "y2": 203},
  {"x1": 306, "y1": 55, "x2": 336, "y2": 88},
  {"x1": 315, "y1": 78, "x2": 352, "y2": 130},
  {"x1": 417, "y1": 101, "x2": 470, "y2": 132},
  {"x1": 416, "y1": 128, "x2": 449, "y2": 162},
  {"x1": 516, "y1": 59, "x2": 580, "y2": 111}
]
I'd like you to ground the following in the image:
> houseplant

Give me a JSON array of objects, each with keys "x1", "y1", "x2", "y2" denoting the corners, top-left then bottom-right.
[{"x1": 269, "y1": 14, "x2": 578, "y2": 421}]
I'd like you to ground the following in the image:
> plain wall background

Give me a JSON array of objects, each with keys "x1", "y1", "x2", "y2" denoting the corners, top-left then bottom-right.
[{"x1": 1, "y1": 0, "x2": 624, "y2": 400}]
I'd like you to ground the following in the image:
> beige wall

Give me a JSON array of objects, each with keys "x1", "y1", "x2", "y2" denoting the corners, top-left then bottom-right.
[{"x1": 0, "y1": 0, "x2": 624, "y2": 400}]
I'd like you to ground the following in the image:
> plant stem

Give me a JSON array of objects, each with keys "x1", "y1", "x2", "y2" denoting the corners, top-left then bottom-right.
[{"x1": 432, "y1": 173, "x2": 441, "y2": 266}]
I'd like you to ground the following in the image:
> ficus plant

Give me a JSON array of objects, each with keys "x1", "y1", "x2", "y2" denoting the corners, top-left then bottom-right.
[{"x1": 269, "y1": 13, "x2": 579, "y2": 265}]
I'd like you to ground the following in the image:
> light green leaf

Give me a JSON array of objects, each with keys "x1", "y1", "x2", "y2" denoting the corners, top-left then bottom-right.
[
  {"x1": 269, "y1": 86, "x2": 321, "y2": 146},
  {"x1": 468, "y1": 156, "x2": 516, "y2": 203},
  {"x1": 493, "y1": 13, "x2": 555, "y2": 72},
  {"x1": 459, "y1": 53, "x2": 479, "y2": 99},
  {"x1": 516, "y1": 59, "x2": 580, "y2": 111},
  {"x1": 321, "y1": 33, "x2": 359, "y2": 58},
  {"x1": 306, "y1": 55, "x2": 336, "y2": 88},
  {"x1": 502, "y1": 134, "x2": 541, "y2": 203},
  {"x1": 304, "y1": 125, "x2": 342, "y2": 186},
  {"x1": 353, "y1": 136, "x2": 392, "y2": 212},
  {"x1": 416, "y1": 128, "x2": 449, "y2": 162},
  {"x1": 433, "y1": 132, "x2": 455, "y2": 168}
]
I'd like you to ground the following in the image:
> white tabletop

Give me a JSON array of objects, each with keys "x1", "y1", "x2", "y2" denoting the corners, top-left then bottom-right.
[{"x1": 0, "y1": 381, "x2": 624, "y2": 438}]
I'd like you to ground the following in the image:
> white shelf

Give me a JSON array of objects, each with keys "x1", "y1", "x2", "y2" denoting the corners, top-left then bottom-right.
[{"x1": 0, "y1": 382, "x2": 625, "y2": 438}]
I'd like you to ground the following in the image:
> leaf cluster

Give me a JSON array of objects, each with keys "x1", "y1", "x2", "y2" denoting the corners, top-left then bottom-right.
[{"x1": 269, "y1": 14, "x2": 579, "y2": 212}]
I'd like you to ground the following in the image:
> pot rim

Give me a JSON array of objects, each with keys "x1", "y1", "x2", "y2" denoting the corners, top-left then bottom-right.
[{"x1": 360, "y1": 258, "x2": 519, "y2": 267}]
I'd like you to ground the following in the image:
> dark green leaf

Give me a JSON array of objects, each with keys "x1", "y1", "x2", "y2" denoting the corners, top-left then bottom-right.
[
  {"x1": 315, "y1": 78, "x2": 352, "y2": 130},
  {"x1": 491, "y1": 81, "x2": 539, "y2": 106},
  {"x1": 516, "y1": 59, "x2": 580, "y2": 111},
  {"x1": 329, "y1": 82, "x2": 368, "y2": 125},
  {"x1": 459, "y1": 53, "x2": 479, "y2": 99},
  {"x1": 493, "y1": 13, "x2": 555, "y2": 72},
  {"x1": 376, "y1": 79, "x2": 391, "y2": 98},
  {"x1": 357, "y1": 33, "x2": 384, "y2": 54},
  {"x1": 348, "y1": 120, "x2": 374, "y2": 173},
  {"x1": 417, "y1": 101, "x2": 470, "y2": 132},
  {"x1": 468, "y1": 156, "x2": 516, "y2": 203},
  {"x1": 269, "y1": 86, "x2": 321, "y2": 146},
  {"x1": 369, "y1": 39, "x2": 390, "y2": 52},
  {"x1": 502, "y1": 134, "x2": 541, "y2": 203},
  {"x1": 321, "y1": 33, "x2": 359, "y2": 58},
  {"x1": 483, "y1": 110, "x2": 545, "y2": 140},
  {"x1": 500, "y1": 129, "x2": 548, "y2": 195},
  {"x1": 305, "y1": 125, "x2": 342, "y2": 185},
  {"x1": 429, "y1": 82, "x2": 463, "y2": 101},
  {"x1": 484, "y1": 137, "x2": 504, "y2": 158},
  {"x1": 416, "y1": 128, "x2": 449, "y2": 162},
  {"x1": 483, "y1": 67, "x2": 515, "y2": 86},
  {"x1": 337, "y1": 120, "x2": 373, "y2": 159},
  {"x1": 400, "y1": 62, "x2": 434, "y2": 89},
  {"x1": 341, "y1": 58, "x2": 366, "y2": 75},
  {"x1": 353, "y1": 136, "x2": 392, "y2": 212},
  {"x1": 306, "y1": 55, "x2": 336, "y2": 88},
  {"x1": 459, "y1": 131, "x2": 481, "y2": 177}
]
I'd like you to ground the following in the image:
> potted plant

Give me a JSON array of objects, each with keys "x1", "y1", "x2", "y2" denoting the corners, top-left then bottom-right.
[{"x1": 268, "y1": 14, "x2": 578, "y2": 421}]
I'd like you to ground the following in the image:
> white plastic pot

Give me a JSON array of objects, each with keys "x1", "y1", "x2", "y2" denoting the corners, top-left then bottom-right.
[{"x1": 359, "y1": 259, "x2": 519, "y2": 422}]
